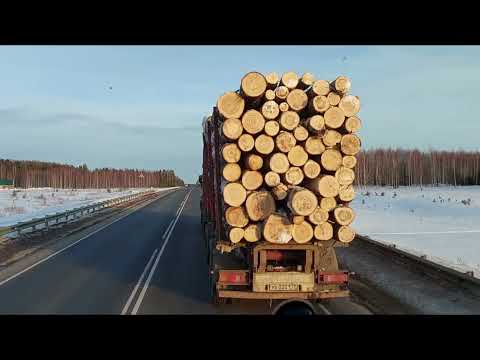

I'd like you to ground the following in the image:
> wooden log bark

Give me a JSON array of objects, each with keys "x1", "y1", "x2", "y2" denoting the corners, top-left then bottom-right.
[
  {"x1": 336, "y1": 225, "x2": 355, "y2": 243},
  {"x1": 222, "y1": 118, "x2": 243, "y2": 140},
  {"x1": 245, "y1": 191, "x2": 276, "y2": 221},
  {"x1": 284, "y1": 166, "x2": 304, "y2": 185},
  {"x1": 314, "y1": 222, "x2": 333, "y2": 241},
  {"x1": 281, "y1": 72, "x2": 299, "y2": 90},
  {"x1": 322, "y1": 130, "x2": 342, "y2": 147},
  {"x1": 288, "y1": 145, "x2": 309, "y2": 167},
  {"x1": 217, "y1": 92, "x2": 245, "y2": 119},
  {"x1": 223, "y1": 182, "x2": 247, "y2": 207},
  {"x1": 241, "y1": 109, "x2": 265, "y2": 135},
  {"x1": 264, "y1": 120, "x2": 280, "y2": 137},
  {"x1": 255, "y1": 134, "x2": 275, "y2": 155},
  {"x1": 264, "y1": 171, "x2": 281, "y2": 187},
  {"x1": 320, "y1": 197, "x2": 337, "y2": 212},
  {"x1": 305, "y1": 136, "x2": 325, "y2": 155},
  {"x1": 324, "y1": 107, "x2": 345, "y2": 129},
  {"x1": 279, "y1": 102, "x2": 289, "y2": 112},
  {"x1": 308, "y1": 207, "x2": 329, "y2": 225},
  {"x1": 269, "y1": 152, "x2": 290, "y2": 174},
  {"x1": 242, "y1": 170, "x2": 263, "y2": 191},
  {"x1": 286, "y1": 89, "x2": 309, "y2": 112},
  {"x1": 340, "y1": 134, "x2": 361, "y2": 155},
  {"x1": 275, "y1": 86, "x2": 289, "y2": 101},
  {"x1": 292, "y1": 221, "x2": 314, "y2": 244},
  {"x1": 265, "y1": 72, "x2": 279, "y2": 89},
  {"x1": 275, "y1": 131, "x2": 297, "y2": 153},
  {"x1": 299, "y1": 72, "x2": 315, "y2": 89},
  {"x1": 310, "y1": 95, "x2": 330, "y2": 113},
  {"x1": 342, "y1": 155, "x2": 357, "y2": 169},
  {"x1": 321, "y1": 148, "x2": 343, "y2": 171},
  {"x1": 263, "y1": 213, "x2": 293, "y2": 244},
  {"x1": 238, "y1": 133, "x2": 255, "y2": 152},
  {"x1": 287, "y1": 187, "x2": 318, "y2": 216},
  {"x1": 306, "y1": 115, "x2": 325, "y2": 133},
  {"x1": 344, "y1": 116, "x2": 362, "y2": 133},
  {"x1": 303, "y1": 159, "x2": 321, "y2": 179},
  {"x1": 308, "y1": 80, "x2": 330, "y2": 97},
  {"x1": 225, "y1": 206, "x2": 249, "y2": 227},
  {"x1": 338, "y1": 95, "x2": 360, "y2": 117},
  {"x1": 333, "y1": 206, "x2": 355, "y2": 226},
  {"x1": 327, "y1": 92, "x2": 341, "y2": 106},
  {"x1": 331, "y1": 76, "x2": 351, "y2": 95},
  {"x1": 223, "y1": 163, "x2": 242, "y2": 182},
  {"x1": 244, "y1": 223, "x2": 261, "y2": 242},
  {"x1": 222, "y1": 143, "x2": 242, "y2": 163},
  {"x1": 272, "y1": 183, "x2": 289, "y2": 200},
  {"x1": 240, "y1": 72, "x2": 267, "y2": 98},
  {"x1": 244, "y1": 154, "x2": 264, "y2": 171},
  {"x1": 307, "y1": 175, "x2": 340, "y2": 198},
  {"x1": 293, "y1": 125, "x2": 309, "y2": 141},
  {"x1": 335, "y1": 166, "x2": 355, "y2": 186},
  {"x1": 229, "y1": 227, "x2": 244, "y2": 243},
  {"x1": 338, "y1": 184, "x2": 355, "y2": 202},
  {"x1": 279, "y1": 111, "x2": 300, "y2": 131},
  {"x1": 262, "y1": 100, "x2": 280, "y2": 120}
]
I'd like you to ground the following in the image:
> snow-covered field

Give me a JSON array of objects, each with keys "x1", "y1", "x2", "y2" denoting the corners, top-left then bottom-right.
[
  {"x1": 0, "y1": 187, "x2": 173, "y2": 228},
  {"x1": 352, "y1": 186, "x2": 480, "y2": 277}
]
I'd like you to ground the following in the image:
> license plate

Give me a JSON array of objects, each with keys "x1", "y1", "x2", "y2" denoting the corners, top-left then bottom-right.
[{"x1": 268, "y1": 283, "x2": 299, "y2": 292}]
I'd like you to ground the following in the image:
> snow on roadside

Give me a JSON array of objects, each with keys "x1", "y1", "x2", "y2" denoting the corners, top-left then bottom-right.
[
  {"x1": 351, "y1": 185, "x2": 480, "y2": 278},
  {"x1": 0, "y1": 187, "x2": 175, "y2": 228}
]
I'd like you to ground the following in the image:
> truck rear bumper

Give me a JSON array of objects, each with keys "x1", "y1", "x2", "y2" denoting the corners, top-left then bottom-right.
[{"x1": 218, "y1": 289, "x2": 350, "y2": 300}]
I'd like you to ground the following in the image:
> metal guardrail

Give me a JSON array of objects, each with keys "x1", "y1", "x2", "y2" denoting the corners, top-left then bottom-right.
[{"x1": 5, "y1": 189, "x2": 158, "y2": 238}]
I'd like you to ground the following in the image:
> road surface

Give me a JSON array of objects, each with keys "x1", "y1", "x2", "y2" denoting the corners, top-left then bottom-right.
[{"x1": 0, "y1": 186, "x2": 370, "y2": 315}]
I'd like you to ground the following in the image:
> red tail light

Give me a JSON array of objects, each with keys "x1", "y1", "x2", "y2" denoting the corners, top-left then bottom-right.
[
  {"x1": 218, "y1": 270, "x2": 249, "y2": 285},
  {"x1": 318, "y1": 271, "x2": 348, "y2": 284}
]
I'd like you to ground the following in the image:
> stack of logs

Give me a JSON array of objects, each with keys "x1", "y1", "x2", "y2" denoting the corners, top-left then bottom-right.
[{"x1": 216, "y1": 71, "x2": 361, "y2": 245}]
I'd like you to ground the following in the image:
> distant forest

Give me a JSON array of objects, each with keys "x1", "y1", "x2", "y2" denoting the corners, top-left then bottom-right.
[
  {"x1": 0, "y1": 159, "x2": 184, "y2": 189},
  {"x1": 355, "y1": 149, "x2": 480, "y2": 187}
]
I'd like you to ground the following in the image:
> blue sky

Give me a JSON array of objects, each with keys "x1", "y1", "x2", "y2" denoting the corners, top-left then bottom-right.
[{"x1": 1, "y1": 46, "x2": 479, "y2": 183}]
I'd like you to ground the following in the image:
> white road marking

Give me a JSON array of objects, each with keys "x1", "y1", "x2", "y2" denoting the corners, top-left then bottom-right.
[
  {"x1": 162, "y1": 194, "x2": 188, "y2": 240},
  {"x1": 0, "y1": 189, "x2": 179, "y2": 288},
  {"x1": 121, "y1": 248, "x2": 158, "y2": 315},
  {"x1": 317, "y1": 302, "x2": 332, "y2": 315},
  {"x1": 370, "y1": 230, "x2": 480, "y2": 236},
  {"x1": 130, "y1": 189, "x2": 192, "y2": 315}
]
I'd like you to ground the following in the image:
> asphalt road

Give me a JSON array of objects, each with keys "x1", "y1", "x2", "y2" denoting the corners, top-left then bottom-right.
[{"x1": 0, "y1": 186, "x2": 370, "y2": 315}]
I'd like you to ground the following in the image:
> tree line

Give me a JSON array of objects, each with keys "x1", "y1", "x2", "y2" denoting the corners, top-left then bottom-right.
[
  {"x1": 0, "y1": 159, "x2": 184, "y2": 189},
  {"x1": 355, "y1": 148, "x2": 480, "y2": 187}
]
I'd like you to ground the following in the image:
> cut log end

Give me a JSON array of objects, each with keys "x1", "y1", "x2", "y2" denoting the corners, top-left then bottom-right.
[
  {"x1": 311, "y1": 95, "x2": 330, "y2": 113},
  {"x1": 275, "y1": 86, "x2": 289, "y2": 100},
  {"x1": 342, "y1": 155, "x2": 357, "y2": 169},
  {"x1": 280, "y1": 111, "x2": 300, "y2": 131},
  {"x1": 265, "y1": 89, "x2": 276, "y2": 101},
  {"x1": 265, "y1": 171, "x2": 281, "y2": 187},
  {"x1": 306, "y1": 115, "x2": 325, "y2": 132},
  {"x1": 223, "y1": 182, "x2": 247, "y2": 207},
  {"x1": 245, "y1": 191, "x2": 276, "y2": 222},
  {"x1": 222, "y1": 118, "x2": 243, "y2": 140},
  {"x1": 314, "y1": 222, "x2": 333, "y2": 241},
  {"x1": 238, "y1": 133, "x2": 255, "y2": 152},
  {"x1": 322, "y1": 130, "x2": 342, "y2": 147},
  {"x1": 327, "y1": 92, "x2": 341, "y2": 106},
  {"x1": 272, "y1": 183, "x2": 289, "y2": 200},
  {"x1": 300, "y1": 72, "x2": 315, "y2": 88},
  {"x1": 338, "y1": 95, "x2": 360, "y2": 117},
  {"x1": 335, "y1": 166, "x2": 355, "y2": 186},
  {"x1": 320, "y1": 197, "x2": 337, "y2": 212},
  {"x1": 305, "y1": 136, "x2": 326, "y2": 156},
  {"x1": 292, "y1": 221, "x2": 314, "y2": 244},
  {"x1": 303, "y1": 159, "x2": 321, "y2": 179},
  {"x1": 334, "y1": 206, "x2": 355, "y2": 226},
  {"x1": 262, "y1": 100, "x2": 280, "y2": 120},
  {"x1": 217, "y1": 92, "x2": 245, "y2": 119},
  {"x1": 225, "y1": 206, "x2": 249, "y2": 228},
  {"x1": 321, "y1": 149, "x2": 343, "y2": 171},
  {"x1": 310, "y1": 80, "x2": 330, "y2": 97},
  {"x1": 222, "y1": 143, "x2": 242, "y2": 163},
  {"x1": 308, "y1": 207, "x2": 329, "y2": 225},
  {"x1": 263, "y1": 214, "x2": 293, "y2": 244},
  {"x1": 287, "y1": 187, "x2": 318, "y2": 216},
  {"x1": 245, "y1": 154, "x2": 264, "y2": 171},
  {"x1": 244, "y1": 223, "x2": 261, "y2": 242},
  {"x1": 242, "y1": 109, "x2": 265, "y2": 135},
  {"x1": 281, "y1": 72, "x2": 299, "y2": 90},
  {"x1": 286, "y1": 89, "x2": 309, "y2": 111},
  {"x1": 276, "y1": 131, "x2": 297, "y2": 153},
  {"x1": 293, "y1": 125, "x2": 309, "y2": 142},
  {"x1": 223, "y1": 163, "x2": 242, "y2": 182},
  {"x1": 324, "y1": 106, "x2": 345, "y2": 129},
  {"x1": 264, "y1": 120, "x2": 280, "y2": 137},
  {"x1": 242, "y1": 170, "x2": 264, "y2": 191},
  {"x1": 241, "y1": 72, "x2": 267, "y2": 98},
  {"x1": 229, "y1": 227, "x2": 244, "y2": 243},
  {"x1": 279, "y1": 102, "x2": 289, "y2": 112},
  {"x1": 332, "y1": 76, "x2": 351, "y2": 94},
  {"x1": 288, "y1": 145, "x2": 309, "y2": 167},
  {"x1": 269, "y1": 152, "x2": 290, "y2": 174},
  {"x1": 337, "y1": 226, "x2": 355, "y2": 243},
  {"x1": 255, "y1": 134, "x2": 275, "y2": 155},
  {"x1": 285, "y1": 166, "x2": 304, "y2": 185},
  {"x1": 338, "y1": 184, "x2": 355, "y2": 202},
  {"x1": 265, "y1": 72, "x2": 279, "y2": 89},
  {"x1": 345, "y1": 116, "x2": 362, "y2": 133},
  {"x1": 341, "y1": 134, "x2": 361, "y2": 156},
  {"x1": 308, "y1": 175, "x2": 340, "y2": 198}
]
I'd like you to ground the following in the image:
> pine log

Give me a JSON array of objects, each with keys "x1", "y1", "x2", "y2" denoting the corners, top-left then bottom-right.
[
  {"x1": 293, "y1": 125, "x2": 309, "y2": 141},
  {"x1": 288, "y1": 145, "x2": 309, "y2": 167},
  {"x1": 264, "y1": 120, "x2": 280, "y2": 137},
  {"x1": 308, "y1": 207, "x2": 329, "y2": 225},
  {"x1": 275, "y1": 86, "x2": 289, "y2": 101},
  {"x1": 272, "y1": 183, "x2": 289, "y2": 200},
  {"x1": 338, "y1": 184, "x2": 355, "y2": 202},
  {"x1": 308, "y1": 79, "x2": 330, "y2": 97},
  {"x1": 320, "y1": 197, "x2": 337, "y2": 212},
  {"x1": 238, "y1": 133, "x2": 255, "y2": 152},
  {"x1": 333, "y1": 206, "x2": 355, "y2": 226},
  {"x1": 306, "y1": 115, "x2": 325, "y2": 133},
  {"x1": 314, "y1": 222, "x2": 333, "y2": 241},
  {"x1": 331, "y1": 76, "x2": 351, "y2": 94},
  {"x1": 217, "y1": 92, "x2": 245, "y2": 119},
  {"x1": 324, "y1": 107, "x2": 345, "y2": 129},
  {"x1": 335, "y1": 166, "x2": 355, "y2": 186},
  {"x1": 281, "y1": 72, "x2": 299, "y2": 90},
  {"x1": 269, "y1": 152, "x2": 290, "y2": 174},
  {"x1": 240, "y1": 72, "x2": 267, "y2": 98},
  {"x1": 222, "y1": 143, "x2": 242, "y2": 163},
  {"x1": 222, "y1": 118, "x2": 243, "y2": 140},
  {"x1": 279, "y1": 111, "x2": 300, "y2": 131},
  {"x1": 292, "y1": 215, "x2": 305, "y2": 225},
  {"x1": 303, "y1": 159, "x2": 321, "y2": 179},
  {"x1": 242, "y1": 170, "x2": 263, "y2": 191},
  {"x1": 340, "y1": 134, "x2": 361, "y2": 155},
  {"x1": 279, "y1": 102, "x2": 289, "y2": 112},
  {"x1": 245, "y1": 191, "x2": 276, "y2": 221},
  {"x1": 229, "y1": 227, "x2": 244, "y2": 243},
  {"x1": 292, "y1": 221, "x2": 314, "y2": 244},
  {"x1": 299, "y1": 72, "x2": 315, "y2": 89},
  {"x1": 265, "y1": 89, "x2": 276, "y2": 101},
  {"x1": 287, "y1": 187, "x2": 318, "y2": 216},
  {"x1": 337, "y1": 225, "x2": 355, "y2": 243},
  {"x1": 342, "y1": 155, "x2": 357, "y2": 169},
  {"x1": 244, "y1": 154, "x2": 264, "y2": 171},
  {"x1": 262, "y1": 100, "x2": 280, "y2": 120},
  {"x1": 244, "y1": 223, "x2": 261, "y2": 242},
  {"x1": 321, "y1": 148, "x2": 343, "y2": 171},
  {"x1": 286, "y1": 89, "x2": 309, "y2": 112},
  {"x1": 275, "y1": 131, "x2": 297, "y2": 153},
  {"x1": 327, "y1": 92, "x2": 341, "y2": 106},
  {"x1": 265, "y1": 72, "x2": 280, "y2": 89},
  {"x1": 338, "y1": 95, "x2": 360, "y2": 117},
  {"x1": 223, "y1": 182, "x2": 247, "y2": 207},
  {"x1": 241, "y1": 109, "x2": 265, "y2": 135},
  {"x1": 284, "y1": 166, "x2": 304, "y2": 185},
  {"x1": 225, "y1": 206, "x2": 249, "y2": 227},
  {"x1": 304, "y1": 136, "x2": 325, "y2": 155},
  {"x1": 223, "y1": 163, "x2": 242, "y2": 182},
  {"x1": 322, "y1": 130, "x2": 342, "y2": 147},
  {"x1": 255, "y1": 134, "x2": 275, "y2": 155},
  {"x1": 307, "y1": 175, "x2": 340, "y2": 198},
  {"x1": 344, "y1": 116, "x2": 362, "y2": 133},
  {"x1": 264, "y1": 171, "x2": 281, "y2": 187},
  {"x1": 263, "y1": 213, "x2": 293, "y2": 244},
  {"x1": 310, "y1": 95, "x2": 330, "y2": 113}
]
